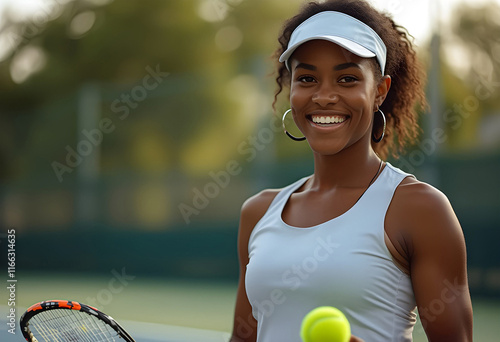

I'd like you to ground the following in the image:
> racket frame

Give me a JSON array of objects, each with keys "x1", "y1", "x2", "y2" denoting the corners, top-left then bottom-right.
[{"x1": 19, "y1": 299, "x2": 136, "y2": 342}]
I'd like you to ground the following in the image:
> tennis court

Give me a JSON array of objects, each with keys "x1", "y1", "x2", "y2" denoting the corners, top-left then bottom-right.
[{"x1": 1, "y1": 273, "x2": 499, "y2": 341}]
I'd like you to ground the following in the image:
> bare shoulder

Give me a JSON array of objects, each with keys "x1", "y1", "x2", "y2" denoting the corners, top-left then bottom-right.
[
  {"x1": 240, "y1": 188, "x2": 281, "y2": 227},
  {"x1": 237, "y1": 188, "x2": 281, "y2": 264},
  {"x1": 393, "y1": 177, "x2": 456, "y2": 219},
  {"x1": 390, "y1": 176, "x2": 465, "y2": 255}
]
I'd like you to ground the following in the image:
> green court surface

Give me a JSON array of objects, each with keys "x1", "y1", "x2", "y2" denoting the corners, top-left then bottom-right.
[{"x1": 2, "y1": 272, "x2": 499, "y2": 341}]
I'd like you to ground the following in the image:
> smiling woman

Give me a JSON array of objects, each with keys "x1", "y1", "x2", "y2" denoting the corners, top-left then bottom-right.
[
  {"x1": 287, "y1": 39, "x2": 390, "y2": 157},
  {"x1": 230, "y1": 1, "x2": 473, "y2": 342},
  {"x1": 273, "y1": 5, "x2": 427, "y2": 161}
]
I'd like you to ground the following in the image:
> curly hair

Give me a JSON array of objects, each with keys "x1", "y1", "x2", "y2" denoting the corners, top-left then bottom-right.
[{"x1": 272, "y1": 0, "x2": 427, "y2": 159}]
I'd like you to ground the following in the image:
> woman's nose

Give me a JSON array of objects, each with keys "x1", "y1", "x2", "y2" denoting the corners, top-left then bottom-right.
[{"x1": 311, "y1": 84, "x2": 339, "y2": 107}]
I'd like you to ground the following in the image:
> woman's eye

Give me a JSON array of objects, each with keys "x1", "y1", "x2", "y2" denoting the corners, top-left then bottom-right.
[
  {"x1": 339, "y1": 76, "x2": 358, "y2": 83},
  {"x1": 298, "y1": 76, "x2": 316, "y2": 83}
]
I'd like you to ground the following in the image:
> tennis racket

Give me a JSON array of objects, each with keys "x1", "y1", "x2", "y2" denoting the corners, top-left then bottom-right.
[{"x1": 20, "y1": 299, "x2": 136, "y2": 342}]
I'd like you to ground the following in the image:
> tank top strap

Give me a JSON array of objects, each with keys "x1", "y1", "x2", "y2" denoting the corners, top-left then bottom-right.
[
  {"x1": 262, "y1": 176, "x2": 310, "y2": 219},
  {"x1": 356, "y1": 162, "x2": 412, "y2": 217}
]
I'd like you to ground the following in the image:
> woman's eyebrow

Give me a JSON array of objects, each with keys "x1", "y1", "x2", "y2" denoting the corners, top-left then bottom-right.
[{"x1": 294, "y1": 62, "x2": 317, "y2": 71}]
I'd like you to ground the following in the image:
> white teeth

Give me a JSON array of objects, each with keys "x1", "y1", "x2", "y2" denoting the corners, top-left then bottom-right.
[{"x1": 312, "y1": 116, "x2": 346, "y2": 124}]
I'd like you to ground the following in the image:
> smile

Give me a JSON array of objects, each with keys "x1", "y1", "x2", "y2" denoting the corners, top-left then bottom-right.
[{"x1": 309, "y1": 114, "x2": 348, "y2": 125}]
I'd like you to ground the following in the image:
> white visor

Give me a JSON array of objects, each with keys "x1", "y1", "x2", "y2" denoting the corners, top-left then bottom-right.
[{"x1": 279, "y1": 11, "x2": 387, "y2": 74}]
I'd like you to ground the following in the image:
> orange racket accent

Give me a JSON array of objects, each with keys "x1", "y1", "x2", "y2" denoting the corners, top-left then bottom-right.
[
  {"x1": 56, "y1": 300, "x2": 69, "y2": 307},
  {"x1": 26, "y1": 303, "x2": 43, "y2": 312},
  {"x1": 58, "y1": 300, "x2": 82, "y2": 310}
]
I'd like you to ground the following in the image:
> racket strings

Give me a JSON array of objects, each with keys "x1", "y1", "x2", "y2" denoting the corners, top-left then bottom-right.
[{"x1": 28, "y1": 309, "x2": 120, "y2": 341}]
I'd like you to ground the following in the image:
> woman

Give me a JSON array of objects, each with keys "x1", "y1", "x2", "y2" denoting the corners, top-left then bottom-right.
[{"x1": 231, "y1": 1, "x2": 473, "y2": 341}]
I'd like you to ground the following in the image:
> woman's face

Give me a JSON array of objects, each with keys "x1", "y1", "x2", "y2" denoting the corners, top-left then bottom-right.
[{"x1": 289, "y1": 39, "x2": 387, "y2": 156}]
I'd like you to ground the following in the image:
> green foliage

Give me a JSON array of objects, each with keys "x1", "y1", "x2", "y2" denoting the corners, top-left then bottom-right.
[
  {"x1": 2, "y1": 0, "x2": 499, "y2": 182},
  {"x1": 0, "y1": 0, "x2": 303, "y2": 181}
]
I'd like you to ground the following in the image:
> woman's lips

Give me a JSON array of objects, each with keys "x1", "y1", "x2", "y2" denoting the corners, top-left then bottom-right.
[
  {"x1": 307, "y1": 113, "x2": 350, "y2": 129},
  {"x1": 310, "y1": 114, "x2": 348, "y2": 124}
]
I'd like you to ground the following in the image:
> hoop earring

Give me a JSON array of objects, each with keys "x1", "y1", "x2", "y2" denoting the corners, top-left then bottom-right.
[
  {"x1": 372, "y1": 109, "x2": 386, "y2": 143},
  {"x1": 282, "y1": 109, "x2": 306, "y2": 141}
]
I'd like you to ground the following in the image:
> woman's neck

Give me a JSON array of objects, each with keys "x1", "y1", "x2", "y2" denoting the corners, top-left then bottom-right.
[{"x1": 309, "y1": 141, "x2": 381, "y2": 191}]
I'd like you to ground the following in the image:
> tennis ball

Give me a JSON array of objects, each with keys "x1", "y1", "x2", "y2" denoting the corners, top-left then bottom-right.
[{"x1": 300, "y1": 306, "x2": 351, "y2": 342}]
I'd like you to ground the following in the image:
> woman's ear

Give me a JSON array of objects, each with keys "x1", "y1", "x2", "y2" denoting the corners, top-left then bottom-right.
[{"x1": 375, "y1": 75, "x2": 392, "y2": 109}]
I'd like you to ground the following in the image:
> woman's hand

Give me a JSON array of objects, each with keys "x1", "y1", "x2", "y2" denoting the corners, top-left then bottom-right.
[{"x1": 350, "y1": 335, "x2": 365, "y2": 342}]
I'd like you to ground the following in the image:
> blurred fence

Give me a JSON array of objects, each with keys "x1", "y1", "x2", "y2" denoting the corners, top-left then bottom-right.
[
  {"x1": 1, "y1": 153, "x2": 499, "y2": 297},
  {"x1": 1, "y1": 76, "x2": 499, "y2": 298}
]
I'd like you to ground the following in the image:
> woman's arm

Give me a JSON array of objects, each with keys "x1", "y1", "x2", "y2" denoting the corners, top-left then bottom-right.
[
  {"x1": 230, "y1": 190, "x2": 279, "y2": 342},
  {"x1": 390, "y1": 179, "x2": 473, "y2": 341}
]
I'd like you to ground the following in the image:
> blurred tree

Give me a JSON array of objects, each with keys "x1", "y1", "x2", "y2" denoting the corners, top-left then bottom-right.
[
  {"x1": 441, "y1": 2, "x2": 500, "y2": 151},
  {"x1": 0, "y1": 0, "x2": 303, "y2": 181}
]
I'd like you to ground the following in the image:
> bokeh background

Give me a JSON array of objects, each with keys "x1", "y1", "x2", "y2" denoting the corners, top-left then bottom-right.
[{"x1": 0, "y1": 0, "x2": 499, "y2": 341}]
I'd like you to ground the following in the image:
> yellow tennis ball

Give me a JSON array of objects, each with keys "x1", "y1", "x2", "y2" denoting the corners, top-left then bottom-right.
[{"x1": 300, "y1": 306, "x2": 351, "y2": 342}]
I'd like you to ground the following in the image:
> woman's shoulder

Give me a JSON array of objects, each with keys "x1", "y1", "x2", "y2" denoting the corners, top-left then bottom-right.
[
  {"x1": 391, "y1": 176, "x2": 463, "y2": 241},
  {"x1": 240, "y1": 176, "x2": 309, "y2": 221},
  {"x1": 240, "y1": 188, "x2": 282, "y2": 223},
  {"x1": 237, "y1": 189, "x2": 282, "y2": 257},
  {"x1": 387, "y1": 176, "x2": 466, "y2": 267},
  {"x1": 395, "y1": 176, "x2": 451, "y2": 212}
]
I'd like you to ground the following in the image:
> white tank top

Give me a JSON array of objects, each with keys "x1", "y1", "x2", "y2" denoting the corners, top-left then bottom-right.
[{"x1": 245, "y1": 163, "x2": 417, "y2": 342}]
